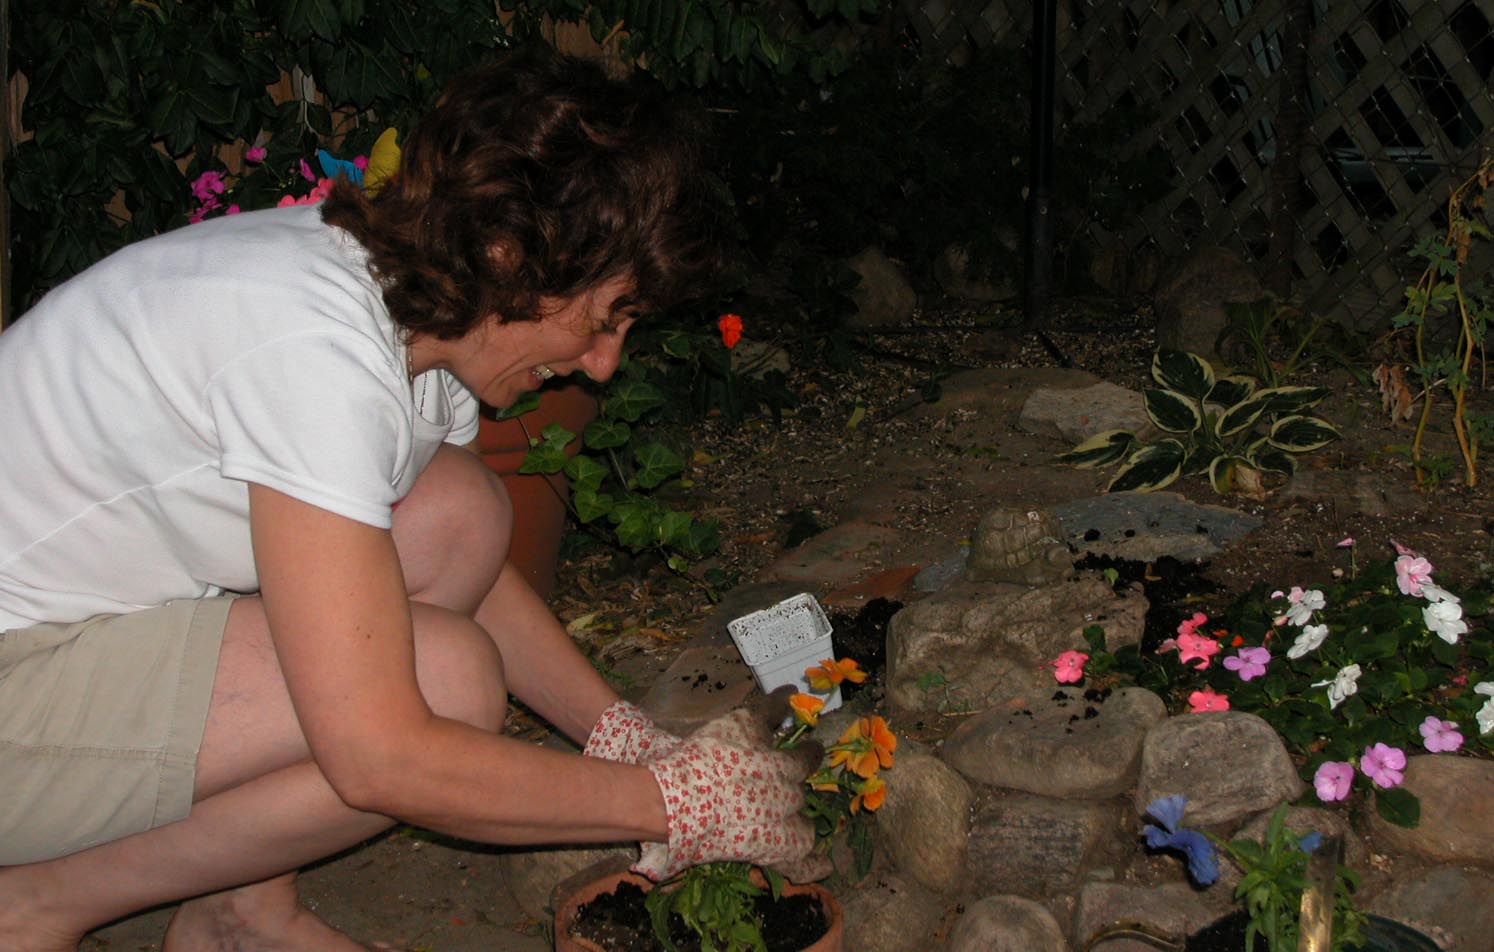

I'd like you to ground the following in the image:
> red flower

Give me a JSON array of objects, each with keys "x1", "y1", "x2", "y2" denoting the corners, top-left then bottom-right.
[{"x1": 718, "y1": 313, "x2": 744, "y2": 349}]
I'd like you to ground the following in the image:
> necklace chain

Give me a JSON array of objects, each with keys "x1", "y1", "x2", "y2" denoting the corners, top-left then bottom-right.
[{"x1": 405, "y1": 333, "x2": 427, "y2": 414}]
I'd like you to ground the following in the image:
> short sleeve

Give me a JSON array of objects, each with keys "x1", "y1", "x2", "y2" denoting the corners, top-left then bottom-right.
[
  {"x1": 205, "y1": 333, "x2": 415, "y2": 528},
  {"x1": 445, "y1": 372, "x2": 481, "y2": 445}
]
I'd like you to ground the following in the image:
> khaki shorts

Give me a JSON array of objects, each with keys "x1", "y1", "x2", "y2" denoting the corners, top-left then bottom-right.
[{"x1": 0, "y1": 597, "x2": 232, "y2": 865}]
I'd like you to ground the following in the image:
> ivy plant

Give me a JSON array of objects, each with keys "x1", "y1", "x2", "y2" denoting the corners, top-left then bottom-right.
[{"x1": 1056, "y1": 349, "x2": 1340, "y2": 495}]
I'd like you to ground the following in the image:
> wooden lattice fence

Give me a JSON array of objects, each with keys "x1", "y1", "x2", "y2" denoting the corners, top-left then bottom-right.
[{"x1": 902, "y1": 0, "x2": 1494, "y2": 329}]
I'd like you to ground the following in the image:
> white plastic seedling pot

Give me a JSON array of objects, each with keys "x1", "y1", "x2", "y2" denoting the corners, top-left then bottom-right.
[{"x1": 726, "y1": 592, "x2": 842, "y2": 713}]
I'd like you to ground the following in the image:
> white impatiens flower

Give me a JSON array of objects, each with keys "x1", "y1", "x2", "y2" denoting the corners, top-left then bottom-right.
[
  {"x1": 1283, "y1": 587, "x2": 1326, "y2": 627},
  {"x1": 1312, "y1": 664, "x2": 1362, "y2": 710},
  {"x1": 1287, "y1": 623, "x2": 1330, "y2": 659},
  {"x1": 1419, "y1": 582, "x2": 1460, "y2": 605},
  {"x1": 1476, "y1": 683, "x2": 1494, "y2": 736},
  {"x1": 1423, "y1": 599, "x2": 1468, "y2": 644}
]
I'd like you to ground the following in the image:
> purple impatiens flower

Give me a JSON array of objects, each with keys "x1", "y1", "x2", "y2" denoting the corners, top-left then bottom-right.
[
  {"x1": 1142, "y1": 795, "x2": 1219, "y2": 886},
  {"x1": 1222, "y1": 646, "x2": 1271, "y2": 681},
  {"x1": 1418, "y1": 716, "x2": 1464, "y2": 753},
  {"x1": 1313, "y1": 761, "x2": 1354, "y2": 802},
  {"x1": 1361, "y1": 743, "x2": 1407, "y2": 788}
]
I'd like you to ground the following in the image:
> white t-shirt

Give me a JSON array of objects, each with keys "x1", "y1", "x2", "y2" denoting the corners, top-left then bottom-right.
[{"x1": 0, "y1": 204, "x2": 479, "y2": 629}]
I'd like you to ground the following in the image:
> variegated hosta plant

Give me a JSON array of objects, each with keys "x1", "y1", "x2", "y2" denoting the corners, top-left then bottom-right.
[{"x1": 1056, "y1": 350, "x2": 1341, "y2": 495}]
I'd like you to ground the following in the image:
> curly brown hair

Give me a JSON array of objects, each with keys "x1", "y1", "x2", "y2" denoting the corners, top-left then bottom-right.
[{"x1": 322, "y1": 50, "x2": 725, "y2": 339}]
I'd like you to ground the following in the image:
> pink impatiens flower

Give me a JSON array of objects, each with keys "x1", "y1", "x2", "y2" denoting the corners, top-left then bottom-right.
[
  {"x1": 190, "y1": 170, "x2": 227, "y2": 203},
  {"x1": 244, "y1": 145, "x2": 268, "y2": 164},
  {"x1": 1188, "y1": 689, "x2": 1230, "y2": 712},
  {"x1": 1313, "y1": 761, "x2": 1354, "y2": 801},
  {"x1": 1395, "y1": 554, "x2": 1435, "y2": 596},
  {"x1": 1177, "y1": 612, "x2": 1209, "y2": 638},
  {"x1": 1222, "y1": 646, "x2": 1271, "y2": 681},
  {"x1": 1360, "y1": 743, "x2": 1406, "y2": 788},
  {"x1": 1176, "y1": 632, "x2": 1221, "y2": 670},
  {"x1": 1050, "y1": 650, "x2": 1089, "y2": 684},
  {"x1": 1418, "y1": 716, "x2": 1464, "y2": 753}
]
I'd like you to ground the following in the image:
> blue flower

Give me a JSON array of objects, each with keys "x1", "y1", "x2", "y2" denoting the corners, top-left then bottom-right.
[
  {"x1": 1143, "y1": 795, "x2": 1220, "y2": 886},
  {"x1": 1298, "y1": 831, "x2": 1323, "y2": 853}
]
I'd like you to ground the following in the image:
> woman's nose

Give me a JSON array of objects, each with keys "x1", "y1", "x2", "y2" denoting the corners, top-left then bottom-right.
[{"x1": 578, "y1": 330, "x2": 628, "y2": 383}]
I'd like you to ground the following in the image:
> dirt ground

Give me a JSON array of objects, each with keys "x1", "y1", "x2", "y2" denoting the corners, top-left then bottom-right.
[{"x1": 85, "y1": 296, "x2": 1492, "y2": 951}]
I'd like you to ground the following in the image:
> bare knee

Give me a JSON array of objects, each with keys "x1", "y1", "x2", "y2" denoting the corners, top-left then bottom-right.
[
  {"x1": 393, "y1": 445, "x2": 513, "y2": 612},
  {"x1": 412, "y1": 604, "x2": 507, "y2": 732}
]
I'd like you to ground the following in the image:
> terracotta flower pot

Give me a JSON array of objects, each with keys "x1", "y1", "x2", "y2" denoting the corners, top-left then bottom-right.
[
  {"x1": 554, "y1": 870, "x2": 845, "y2": 952},
  {"x1": 475, "y1": 383, "x2": 599, "y2": 600}
]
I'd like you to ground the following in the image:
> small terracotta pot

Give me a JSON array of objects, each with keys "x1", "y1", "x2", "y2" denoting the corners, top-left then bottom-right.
[
  {"x1": 475, "y1": 383, "x2": 599, "y2": 600},
  {"x1": 553, "y1": 870, "x2": 845, "y2": 952}
]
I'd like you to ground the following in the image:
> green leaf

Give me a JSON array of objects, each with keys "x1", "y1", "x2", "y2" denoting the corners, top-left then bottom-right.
[
  {"x1": 1106, "y1": 440, "x2": 1185, "y2": 493},
  {"x1": 1208, "y1": 455, "x2": 1246, "y2": 494},
  {"x1": 1054, "y1": 429, "x2": 1136, "y2": 468},
  {"x1": 604, "y1": 378, "x2": 666, "y2": 422},
  {"x1": 1216, "y1": 391, "x2": 1273, "y2": 437},
  {"x1": 583, "y1": 418, "x2": 631, "y2": 450},
  {"x1": 564, "y1": 454, "x2": 609, "y2": 495},
  {"x1": 1208, "y1": 374, "x2": 1257, "y2": 407},
  {"x1": 1248, "y1": 438, "x2": 1297, "y2": 476},
  {"x1": 1375, "y1": 787, "x2": 1420, "y2": 828},
  {"x1": 1268, "y1": 416, "x2": 1341, "y2": 452},
  {"x1": 519, "y1": 444, "x2": 568, "y2": 475},
  {"x1": 1258, "y1": 386, "x2": 1331, "y2": 416},
  {"x1": 277, "y1": 0, "x2": 344, "y2": 40},
  {"x1": 1152, "y1": 350, "x2": 1216, "y2": 399},
  {"x1": 571, "y1": 488, "x2": 613, "y2": 522},
  {"x1": 633, "y1": 441, "x2": 685, "y2": 489},
  {"x1": 1144, "y1": 388, "x2": 1203, "y2": 433}
]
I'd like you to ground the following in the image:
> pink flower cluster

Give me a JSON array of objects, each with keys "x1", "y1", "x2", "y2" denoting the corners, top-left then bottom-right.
[{"x1": 1312, "y1": 717, "x2": 1464, "y2": 802}]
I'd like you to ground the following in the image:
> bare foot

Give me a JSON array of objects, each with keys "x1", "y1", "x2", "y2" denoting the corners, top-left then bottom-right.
[
  {"x1": 163, "y1": 873, "x2": 371, "y2": 952},
  {"x1": 0, "y1": 869, "x2": 86, "y2": 952}
]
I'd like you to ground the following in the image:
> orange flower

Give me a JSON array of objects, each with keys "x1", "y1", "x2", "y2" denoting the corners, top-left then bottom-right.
[
  {"x1": 829, "y1": 715, "x2": 897, "y2": 778},
  {"x1": 850, "y1": 775, "x2": 886, "y2": 813},
  {"x1": 718, "y1": 313, "x2": 744, "y2": 349},
  {"x1": 805, "y1": 657, "x2": 868, "y2": 692},
  {"x1": 789, "y1": 692, "x2": 825, "y2": 727}
]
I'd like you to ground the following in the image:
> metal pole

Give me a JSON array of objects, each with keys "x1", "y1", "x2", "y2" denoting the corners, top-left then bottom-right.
[{"x1": 1022, "y1": 0, "x2": 1057, "y2": 332}]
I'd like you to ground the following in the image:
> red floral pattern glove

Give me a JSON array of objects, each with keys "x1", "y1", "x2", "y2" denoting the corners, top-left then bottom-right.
[
  {"x1": 582, "y1": 700, "x2": 681, "y2": 765},
  {"x1": 633, "y1": 704, "x2": 828, "y2": 883}
]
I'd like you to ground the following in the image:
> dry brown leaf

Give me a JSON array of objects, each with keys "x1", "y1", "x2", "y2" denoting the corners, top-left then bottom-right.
[{"x1": 1371, "y1": 362, "x2": 1417, "y2": 423}]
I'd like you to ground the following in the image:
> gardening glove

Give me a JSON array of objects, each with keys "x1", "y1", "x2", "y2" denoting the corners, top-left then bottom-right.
[
  {"x1": 634, "y1": 686, "x2": 833, "y2": 884},
  {"x1": 582, "y1": 699, "x2": 682, "y2": 765}
]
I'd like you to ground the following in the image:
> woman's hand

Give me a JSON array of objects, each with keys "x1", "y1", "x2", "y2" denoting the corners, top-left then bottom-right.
[{"x1": 633, "y1": 689, "x2": 831, "y2": 883}]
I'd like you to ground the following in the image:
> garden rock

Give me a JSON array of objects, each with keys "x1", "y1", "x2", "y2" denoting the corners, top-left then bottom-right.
[
  {"x1": 845, "y1": 246, "x2": 917, "y2": 329},
  {"x1": 941, "y1": 687, "x2": 1166, "y2": 798},
  {"x1": 840, "y1": 873, "x2": 949, "y2": 952},
  {"x1": 885, "y1": 577, "x2": 1147, "y2": 714},
  {"x1": 1366, "y1": 755, "x2": 1494, "y2": 866},
  {"x1": 1134, "y1": 712, "x2": 1304, "y2": 828},
  {"x1": 934, "y1": 242, "x2": 1015, "y2": 301},
  {"x1": 877, "y1": 750, "x2": 974, "y2": 894},
  {"x1": 966, "y1": 793, "x2": 1125, "y2": 897},
  {"x1": 1368, "y1": 866, "x2": 1494, "y2": 952},
  {"x1": 1018, "y1": 381, "x2": 1160, "y2": 445},
  {"x1": 1072, "y1": 882, "x2": 1231, "y2": 952},
  {"x1": 945, "y1": 895, "x2": 1070, "y2": 952},
  {"x1": 1051, "y1": 492, "x2": 1263, "y2": 563},
  {"x1": 964, "y1": 507, "x2": 1072, "y2": 586},
  {"x1": 1153, "y1": 246, "x2": 1265, "y2": 359}
]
